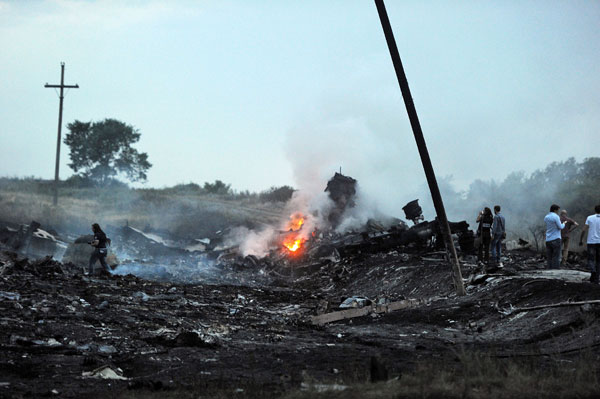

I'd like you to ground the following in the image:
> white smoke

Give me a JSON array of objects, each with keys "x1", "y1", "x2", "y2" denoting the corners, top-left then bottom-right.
[
  {"x1": 283, "y1": 106, "x2": 421, "y2": 229},
  {"x1": 223, "y1": 226, "x2": 277, "y2": 258},
  {"x1": 335, "y1": 184, "x2": 399, "y2": 233},
  {"x1": 283, "y1": 189, "x2": 335, "y2": 236},
  {"x1": 231, "y1": 94, "x2": 435, "y2": 256}
]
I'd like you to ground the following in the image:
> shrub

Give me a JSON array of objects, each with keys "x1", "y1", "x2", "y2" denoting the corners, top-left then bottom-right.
[{"x1": 259, "y1": 185, "x2": 295, "y2": 203}]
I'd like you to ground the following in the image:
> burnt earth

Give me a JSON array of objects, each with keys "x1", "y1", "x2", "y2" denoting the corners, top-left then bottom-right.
[{"x1": 1, "y1": 249, "x2": 599, "y2": 398}]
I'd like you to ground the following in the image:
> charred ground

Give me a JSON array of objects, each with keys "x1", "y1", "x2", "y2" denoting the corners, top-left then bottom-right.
[
  {"x1": 1, "y1": 242, "x2": 599, "y2": 398},
  {"x1": 1, "y1": 173, "x2": 600, "y2": 397}
]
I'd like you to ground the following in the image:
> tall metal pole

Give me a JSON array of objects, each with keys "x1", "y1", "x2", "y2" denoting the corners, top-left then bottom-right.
[
  {"x1": 45, "y1": 62, "x2": 79, "y2": 206},
  {"x1": 374, "y1": 0, "x2": 465, "y2": 295}
]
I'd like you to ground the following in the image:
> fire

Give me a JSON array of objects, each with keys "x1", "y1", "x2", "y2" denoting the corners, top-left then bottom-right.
[
  {"x1": 283, "y1": 237, "x2": 304, "y2": 252},
  {"x1": 282, "y1": 212, "x2": 307, "y2": 254},
  {"x1": 286, "y1": 212, "x2": 304, "y2": 232}
]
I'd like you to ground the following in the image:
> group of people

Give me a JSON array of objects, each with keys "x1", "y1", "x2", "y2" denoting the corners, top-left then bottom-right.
[
  {"x1": 475, "y1": 203, "x2": 600, "y2": 284},
  {"x1": 544, "y1": 204, "x2": 600, "y2": 283},
  {"x1": 475, "y1": 205, "x2": 506, "y2": 267},
  {"x1": 543, "y1": 205, "x2": 578, "y2": 269}
]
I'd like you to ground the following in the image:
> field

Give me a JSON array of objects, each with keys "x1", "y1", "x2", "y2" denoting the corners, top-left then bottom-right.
[{"x1": 0, "y1": 178, "x2": 285, "y2": 238}]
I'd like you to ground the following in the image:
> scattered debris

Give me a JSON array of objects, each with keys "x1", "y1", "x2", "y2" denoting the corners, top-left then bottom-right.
[
  {"x1": 339, "y1": 296, "x2": 372, "y2": 309},
  {"x1": 0, "y1": 171, "x2": 599, "y2": 397},
  {"x1": 312, "y1": 298, "x2": 425, "y2": 325},
  {"x1": 500, "y1": 299, "x2": 600, "y2": 315},
  {"x1": 0, "y1": 242, "x2": 599, "y2": 397},
  {"x1": 82, "y1": 365, "x2": 129, "y2": 380}
]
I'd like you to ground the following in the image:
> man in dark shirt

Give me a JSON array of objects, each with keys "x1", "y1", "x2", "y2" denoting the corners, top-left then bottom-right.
[
  {"x1": 490, "y1": 205, "x2": 506, "y2": 266},
  {"x1": 559, "y1": 209, "x2": 578, "y2": 266},
  {"x1": 88, "y1": 223, "x2": 111, "y2": 275},
  {"x1": 476, "y1": 207, "x2": 494, "y2": 264}
]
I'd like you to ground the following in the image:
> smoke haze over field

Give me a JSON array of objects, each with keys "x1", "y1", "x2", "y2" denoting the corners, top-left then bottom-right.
[{"x1": 1, "y1": 1, "x2": 599, "y2": 197}]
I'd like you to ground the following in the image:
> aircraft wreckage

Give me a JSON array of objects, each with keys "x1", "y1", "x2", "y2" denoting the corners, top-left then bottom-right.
[{"x1": 1, "y1": 174, "x2": 598, "y2": 398}]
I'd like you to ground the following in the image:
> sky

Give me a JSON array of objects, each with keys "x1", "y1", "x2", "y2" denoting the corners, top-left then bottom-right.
[{"x1": 1, "y1": 0, "x2": 599, "y2": 208}]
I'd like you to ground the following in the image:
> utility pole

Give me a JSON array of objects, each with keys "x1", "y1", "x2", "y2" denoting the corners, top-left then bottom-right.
[
  {"x1": 374, "y1": 0, "x2": 466, "y2": 295},
  {"x1": 45, "y1": 62, "x2": 79, "y2": 206}
]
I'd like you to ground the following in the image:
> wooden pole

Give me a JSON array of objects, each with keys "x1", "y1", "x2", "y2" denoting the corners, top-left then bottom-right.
[
  {"x1": 374, "y1": 0, "x2": 465, "y2": 295},
  {"x1": 45, "y1": 62, "x2": 79, "y2": 206}
]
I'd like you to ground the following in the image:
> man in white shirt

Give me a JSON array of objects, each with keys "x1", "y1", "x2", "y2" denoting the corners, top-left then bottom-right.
[
  {"x1": 544, "y1": 204, "x2": 565, "y2": 270},
  {"x1": 579, "y1": 205, "x2": 600, "y2": 284}
]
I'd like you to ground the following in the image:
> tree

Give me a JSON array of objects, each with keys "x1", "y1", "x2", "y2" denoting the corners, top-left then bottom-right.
[
  {"x1": 203, "y1": 180, "x2": 231, "y2": 195},
  {"x1": 259, "y1": 185, "x2": 295, "y2": 203},
  {"x1": 64, "y1": 118, "x2": 151, "y2": 185}
]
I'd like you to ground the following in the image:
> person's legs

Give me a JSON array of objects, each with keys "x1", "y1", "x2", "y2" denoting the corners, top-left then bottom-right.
[
  {"x1": 497, "y1": 238, "x2": 502, "y2": 262},
  {"x1": 545, "y1": 241, "x2": 553, "y2": 269},
  {"x1": 551, "y1": 239, "x2": 561, "y2": 269},
  {"x1": 594, "y1": 245, "x2": 600, "y2": 283},
  {"x1": 483, "y1": 235, "x2": 491, "y2": 263},
  {"x1": 88, "y1": 250, "x2": 99, "y2": 275},
  {"x1": 98, "y1": 253, "x2": 110, "y2": 273},
  {"x1": 490, "y1": 236, "x2": 499, "y2": 263},
  {"x1": 589, "y1": 244, "x2": 600, "y2": 283},
  {"x1": 561, "y1": 237, "x2": 570, "y2": 266}
]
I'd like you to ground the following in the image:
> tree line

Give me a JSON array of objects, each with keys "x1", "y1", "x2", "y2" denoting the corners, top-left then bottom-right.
[
  {"x1": 440, "y1": 157, "x2": 600, "y2": 246},
  {"x1": 12, "y1": 116, "x2": 600, "y2": 219}
]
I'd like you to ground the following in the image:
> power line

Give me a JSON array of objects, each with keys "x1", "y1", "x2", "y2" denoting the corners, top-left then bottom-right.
[{"x1": 44, "y1": 62, "x2": 79, "y2": 206}]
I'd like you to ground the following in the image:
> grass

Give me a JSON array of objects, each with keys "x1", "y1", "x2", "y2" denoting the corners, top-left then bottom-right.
[
  {"x1": 111, "y1": 351, "x2": 600, "y2": 399},
  {"x1": 283, "y1": 350, "x2": 600, "y2": 399},
  {"x1": 0, "y1": 178, "x2": 285, "y2": 237}
]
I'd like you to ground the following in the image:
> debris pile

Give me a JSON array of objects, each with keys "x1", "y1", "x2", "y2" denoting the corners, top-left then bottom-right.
[
  {"x1": 0, "y1": 221, "x2": 68, "y2": 260},
  {"x1": 1, "y1": 173, "x2": 599, "y2": 397},
  {"x1": 324, "y1": 172, "x2": 357, "y2": 228},
  {"x1": 1, "y1": 242, "x2": 599, "y2": 397},
  {"x1": 0, "y1": 173, "x2": 479, "y2": 288}
]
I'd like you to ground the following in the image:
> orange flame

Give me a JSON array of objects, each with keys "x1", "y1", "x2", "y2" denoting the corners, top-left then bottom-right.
[
  {"x1": 284, "y1": 237, "x2": 304, "y2": 252},
  {"x1": 282, "y1": 212, "x2": 307, "y2": 254},
  {"x1": 286, "y1": 212, "x2": 305, "y2": 232}
]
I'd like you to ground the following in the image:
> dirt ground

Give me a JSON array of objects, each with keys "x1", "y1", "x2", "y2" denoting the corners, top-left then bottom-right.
[{"x1": 1, "y1": 247, "x2": 599, "y2": 398}]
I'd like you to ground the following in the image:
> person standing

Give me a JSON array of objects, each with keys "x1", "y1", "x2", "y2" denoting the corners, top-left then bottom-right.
[
  {"x1": 544, "y1": 204, "x2": 565, "y2": 270},
  {"x1": 579, "y1": 205, "x2": 600, "y2": 284},
  {"x1": 559, "y1": 209, "x2": 579, "y2": 266},
  {"x1": 490, "y1": 205, "x2": 506, "y2": 266},
  {"x1": 88, "y1": 223, "x2": 111, "y2": 275},
  {"x1": 476, "y1": 207, "x2": 494, "y2": 264}
]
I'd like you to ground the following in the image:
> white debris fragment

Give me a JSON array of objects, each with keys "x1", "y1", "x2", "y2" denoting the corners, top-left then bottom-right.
[
  {"x1": 301, "y1": 382, "x2": 348, "y2": 392},
  {"x1": 82, "y1": 365, "x2": 128, "y2": 380}
]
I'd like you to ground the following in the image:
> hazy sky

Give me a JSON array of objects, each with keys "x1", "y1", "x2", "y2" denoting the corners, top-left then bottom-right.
[{"x1": 1, "y1": 0, "x2": 599, "y2": 198}]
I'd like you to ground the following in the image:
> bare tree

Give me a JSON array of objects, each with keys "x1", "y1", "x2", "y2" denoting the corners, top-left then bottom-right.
[{"x1": 527, "y1": 223, "x2": 546, "y2": 252}]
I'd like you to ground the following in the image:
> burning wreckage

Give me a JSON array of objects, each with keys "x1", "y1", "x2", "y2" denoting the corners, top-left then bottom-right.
[
  {"x1": 229, "y1": 172, "x2": 476, "y2": 270},
  {"x1": 0, "y1": 173, "x2": 475, "y2": 282},
  {"x1": 2, "y1": 173, "x2": 600, "y2": 398}
]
